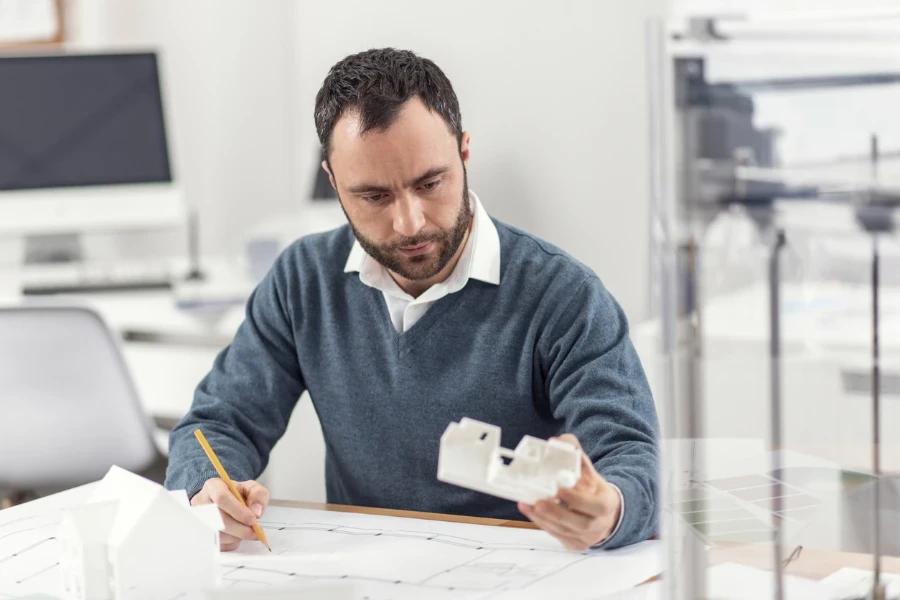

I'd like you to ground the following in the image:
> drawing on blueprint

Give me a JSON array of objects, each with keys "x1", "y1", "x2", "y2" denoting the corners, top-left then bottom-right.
[{"x1": 1, "y1": 505, "x2": 660, "y2": 600}]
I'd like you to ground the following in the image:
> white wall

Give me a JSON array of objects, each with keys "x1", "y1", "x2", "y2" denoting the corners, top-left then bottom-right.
[
  {"x1": 294, "y1": 0, "x2": 663, "y2": 320},
  {"x1": 68, "y1": 0, "x2": 299, "y2": 259}
]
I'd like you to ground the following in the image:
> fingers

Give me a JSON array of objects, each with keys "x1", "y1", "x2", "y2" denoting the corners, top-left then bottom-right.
[
  {"x1": 191, "y1": 478, "x2": 269, "y2": 552},
  {"x1": 219, "y1": 532, "x2": 241, "y2": 552},
  {"x1": 557, "y1": 470, "x2": 615, "y2": 517},
  {"x1": 221, "y1": 512, "x2": 260, "y2": 542},
  {"x1": 549, "y1": 434, "x2": 614, "y2": 518},
  {"x1": 520, "y1": 500, "x2": 613, "y2": 552},
  {"x1": 203, "y1": 479, "x2": 258, "y2": 527},
  {"x1": 237, "y1": 480, "x2": 271, "y2": 518},
  {"x1": 518, "y1": 502, "x2": 590, "y2": 552},
  {"x1": 532, "y1": 499, "x2": 592, "y2": 536},
  {"x1": 558, "y1": 487, "x2": 601, "y2": 517}
]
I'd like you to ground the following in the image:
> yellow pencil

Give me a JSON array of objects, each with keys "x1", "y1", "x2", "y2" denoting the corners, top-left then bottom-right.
[{"x1": 193, "y1": 429, "x2": 272, "y2": 552}]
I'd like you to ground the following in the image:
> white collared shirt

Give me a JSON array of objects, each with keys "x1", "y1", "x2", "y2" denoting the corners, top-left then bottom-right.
[{"x1": 344, "y1": 191, "x2": 500, "y2": 333}]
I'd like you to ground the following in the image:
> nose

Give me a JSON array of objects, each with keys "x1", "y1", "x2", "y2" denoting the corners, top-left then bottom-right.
[{"x1": 392, "y1": 192, "x2": 426, "y2": 238}]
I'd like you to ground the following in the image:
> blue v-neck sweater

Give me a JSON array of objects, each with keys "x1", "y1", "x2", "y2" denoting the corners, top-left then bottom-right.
[{"x1": 165, "y1": 220, "x2": 659, "y2": 549}]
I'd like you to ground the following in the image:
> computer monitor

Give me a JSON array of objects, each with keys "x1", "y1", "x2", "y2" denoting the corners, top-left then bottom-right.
[{"x1": 0, "y1": 51, "x2": 185, "y2": 236}]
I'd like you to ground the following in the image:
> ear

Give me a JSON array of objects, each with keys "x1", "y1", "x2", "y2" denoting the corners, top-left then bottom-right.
[
  {"x1": 321, "y1": 160, "x2": 337, "y2": 190},
  {"x1": 459, "y1": 131, "x2": 471, "y2": 167}
]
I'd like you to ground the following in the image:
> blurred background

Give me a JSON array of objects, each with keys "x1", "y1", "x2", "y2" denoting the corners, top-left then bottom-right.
[{"x1": 52, "y1": 0, "x2": 659, "y2": 318}]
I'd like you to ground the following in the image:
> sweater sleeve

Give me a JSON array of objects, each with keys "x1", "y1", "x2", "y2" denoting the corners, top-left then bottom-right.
[
  {"x1": 164, "y1": 253, "x2": 305, "y2": 497},
  {"x1": 538, "y1": 275, "x2": 660, "y2": 549}
]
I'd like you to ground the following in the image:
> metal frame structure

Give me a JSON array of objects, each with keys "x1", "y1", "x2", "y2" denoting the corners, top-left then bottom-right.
[{"x1": 650, "y1": 11, "x2": 900, "y2": 599}]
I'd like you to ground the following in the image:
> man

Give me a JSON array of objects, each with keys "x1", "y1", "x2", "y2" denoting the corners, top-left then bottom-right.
[{"x1": 166, "y1": 48, "x2": 659, "y2": 553}]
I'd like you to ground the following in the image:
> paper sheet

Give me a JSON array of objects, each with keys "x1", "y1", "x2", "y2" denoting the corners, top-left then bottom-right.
[
  {"x1": 0, "y1": 497, "x2": 661, "y2": 599},
  {"x1": 820, "y1": 567, "x2": 900, "y2": 599},
  {"x1": 706, "y1": 563, "x2": 837, "y2": 600},
  {"x1": 597, "y1": 563, "x2": 836, "y2": 600}
]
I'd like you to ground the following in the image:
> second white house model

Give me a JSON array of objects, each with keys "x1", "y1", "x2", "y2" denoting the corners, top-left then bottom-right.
[
  {"x1": 58, "y1": 465, "x2": 224, "y2": 600},
  {"x1": 437, "y1": 418, "x2": 582, "y2": 504}
]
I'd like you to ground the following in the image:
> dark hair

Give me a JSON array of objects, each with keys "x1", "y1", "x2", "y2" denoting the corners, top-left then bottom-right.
[{"x1": 314, "y1": 48, "x2": 463, "y2": 161}]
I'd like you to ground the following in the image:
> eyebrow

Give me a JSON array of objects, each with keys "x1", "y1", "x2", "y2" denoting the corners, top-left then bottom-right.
[{"x1": 345, "y1": 165, "x2": 451, "y2": 195}]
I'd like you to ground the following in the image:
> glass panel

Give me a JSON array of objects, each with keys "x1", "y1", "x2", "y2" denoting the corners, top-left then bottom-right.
[{"x1": 648, "y1": 12, "x2": 900, "y2": 599}]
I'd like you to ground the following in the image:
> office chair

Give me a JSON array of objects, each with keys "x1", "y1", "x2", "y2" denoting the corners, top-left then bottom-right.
[{"x1": 0, "y1": 306, "x2": 166, "y2": 499}]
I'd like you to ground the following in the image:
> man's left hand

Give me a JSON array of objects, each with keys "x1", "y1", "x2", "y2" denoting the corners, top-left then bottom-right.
[{"x1": 518, "y1": 434, "x2": 621, "y2": 551}]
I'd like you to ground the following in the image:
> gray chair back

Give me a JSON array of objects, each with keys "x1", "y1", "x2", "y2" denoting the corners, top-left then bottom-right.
[{"x1": 0, "y1": 306, "x2": 160, "y2": 488}]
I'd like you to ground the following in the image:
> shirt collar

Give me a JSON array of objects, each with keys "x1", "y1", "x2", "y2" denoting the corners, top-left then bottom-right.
[{"x1": 343, "y1": 190, "x2": 501, "y2": 287}]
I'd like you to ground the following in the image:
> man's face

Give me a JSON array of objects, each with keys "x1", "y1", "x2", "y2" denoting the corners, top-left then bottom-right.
[{"x1": 325, "y1": 98, "x2": 471, "y2": 282}]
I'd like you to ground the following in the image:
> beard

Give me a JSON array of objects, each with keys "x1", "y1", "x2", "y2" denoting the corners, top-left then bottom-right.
[{"x1": 344, "y1": 169, "x2": 472, "y2": 282}]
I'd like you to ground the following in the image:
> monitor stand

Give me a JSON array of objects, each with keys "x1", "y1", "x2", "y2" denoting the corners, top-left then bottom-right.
[{"x1": 183, "y1": 208, "x2": 206, "y2": 282}]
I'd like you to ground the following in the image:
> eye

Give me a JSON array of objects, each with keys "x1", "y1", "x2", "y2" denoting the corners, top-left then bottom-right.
[
  {"x1": 421, "y1": 180, "x2": 440, "y2": 191},
  {"x1": 361, "y1": 193, "x2": 386, "y2": 203}
]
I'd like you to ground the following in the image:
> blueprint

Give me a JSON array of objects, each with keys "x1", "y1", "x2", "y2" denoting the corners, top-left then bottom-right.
[{"x1": 0, "y1": 490, "x2": 661, "y2": 600}]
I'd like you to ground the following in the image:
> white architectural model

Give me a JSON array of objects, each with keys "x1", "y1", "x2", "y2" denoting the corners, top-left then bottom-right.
[
  {"x1": 437, "y1": 418, "x2": 582, "y2": 504},
  {"x1": 58, "y1": 466, "x2": 224, "y2": 600}
]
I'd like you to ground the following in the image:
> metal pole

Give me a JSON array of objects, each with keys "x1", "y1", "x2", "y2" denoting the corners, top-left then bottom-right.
[
  {"x1": 769, "y1": 229, "x2": 787, "y2": 600},
  {"x1": 872, "y1": 234, "x2": 884, "y2": 600},
  {"x1": 674, "y1": 56, "x2": 708, "y2": 599},
  {"x1": 682, "y1": 237, "x2": 707, "y2": 600},
  {"x1": 662, "y1": 235, "x2": 707, "y2": 600},
  {"x1": 869, "y1": 133, "x2": 886, "y2": 600}
]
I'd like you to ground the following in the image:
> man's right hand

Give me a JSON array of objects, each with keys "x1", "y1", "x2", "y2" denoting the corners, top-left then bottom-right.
[{"x1": 191, "y1": 478, "x2": 270, "y2": 551}]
